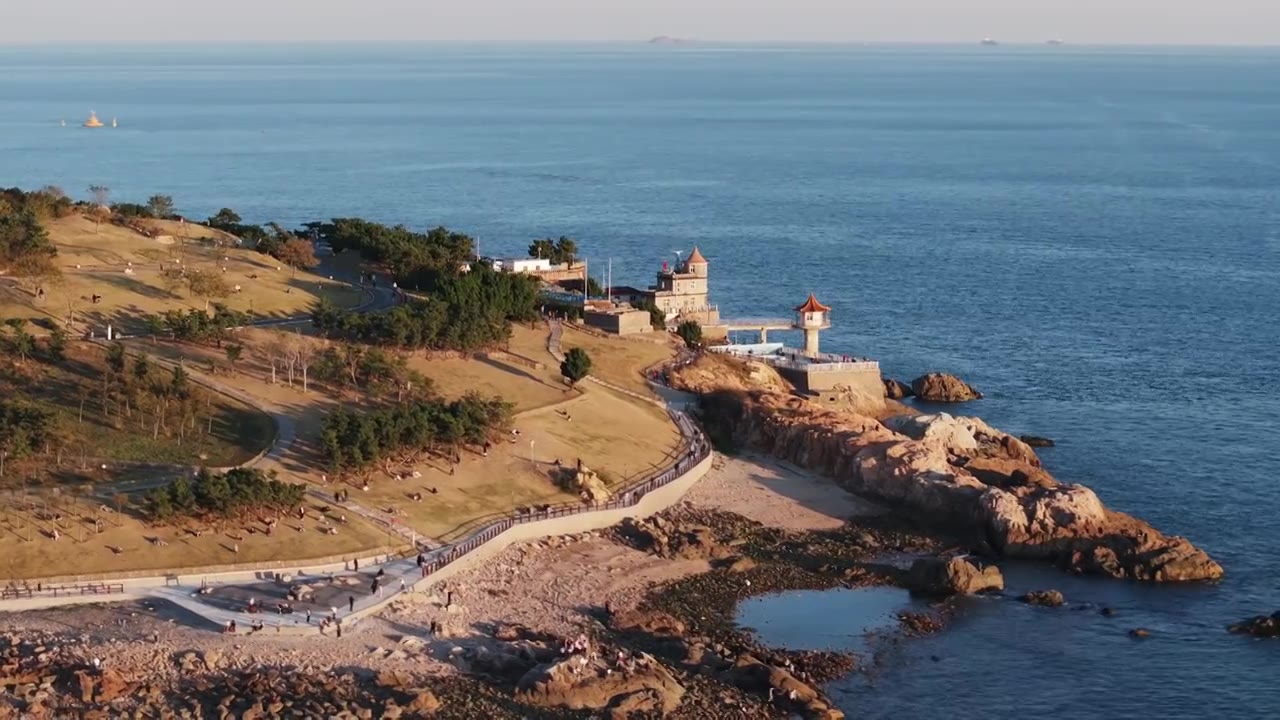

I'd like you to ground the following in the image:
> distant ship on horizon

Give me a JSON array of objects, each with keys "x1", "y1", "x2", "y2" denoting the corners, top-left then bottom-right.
[
  {"x1": 1047, "y1": 39, "x2": 1065, "y2": 45},
  {"x1": 980, "y1": 38, "x2": 999, "y2": 46},
  {"x1": 83, "y1": 111, "x2": 104, "y2": 128}
]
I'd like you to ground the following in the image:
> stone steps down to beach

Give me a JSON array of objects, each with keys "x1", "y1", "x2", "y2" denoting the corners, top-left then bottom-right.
[{"x1": 671, "y1": 356, "x2": 1222, "y2": 582}]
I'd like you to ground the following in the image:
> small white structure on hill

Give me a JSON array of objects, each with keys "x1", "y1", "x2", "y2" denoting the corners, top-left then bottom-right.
[{"x1": 495, "y1": 257, "x2": 554, "y2": 274}]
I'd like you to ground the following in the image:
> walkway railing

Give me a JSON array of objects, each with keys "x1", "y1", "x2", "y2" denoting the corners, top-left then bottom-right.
[{"x1": 415, "y1": 409, "x2": 709, "y2": 580}]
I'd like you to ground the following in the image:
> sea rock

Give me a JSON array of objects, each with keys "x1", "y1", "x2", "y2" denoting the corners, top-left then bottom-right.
[
  {"x1": 910, "y1": 373, "x2": 983, "y2": 402},
  {"x1": 1227, "y1": 611, "x2": 1280, "y2": 638},
  {"x1": 1019, "y1": 590, "x2": 1066, "y2": 607},
  {"x1": 883, "y1": 378, "x2": 914, "y2": 399},
  {"x1": 1020, "y1": 434, "x2": 1056, "y2": 447},
  {"x1": 515, "y1": 654, "x2": 684, "y2": 714},
  {"x1": 907, "y1": 557, "x2": 1004, "y2": 596}
]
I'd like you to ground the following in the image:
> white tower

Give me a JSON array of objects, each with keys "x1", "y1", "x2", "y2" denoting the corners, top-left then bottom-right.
[{"x1": 793, "y1": 293, "x2": 831, "y2": 357}]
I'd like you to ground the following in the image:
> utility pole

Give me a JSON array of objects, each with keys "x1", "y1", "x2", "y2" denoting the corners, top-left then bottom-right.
[{"x1": 607, "y1": 258, "x2": 612, "y2": 304}]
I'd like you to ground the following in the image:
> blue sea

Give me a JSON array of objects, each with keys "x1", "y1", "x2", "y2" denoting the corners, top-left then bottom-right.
[{"x1": 2, "y1": 44, "x2": 1278, "y2": 718}]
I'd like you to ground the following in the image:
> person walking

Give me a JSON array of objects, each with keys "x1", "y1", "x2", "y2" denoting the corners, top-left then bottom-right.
[{"x1": 348, "y1": 595, "x2": 355, "y2": 613}]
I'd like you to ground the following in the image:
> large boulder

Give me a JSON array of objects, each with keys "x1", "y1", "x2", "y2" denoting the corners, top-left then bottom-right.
[
  {"x1": 558, "y1": 464, "x2": 611, "y2": 503},
  {"x1": 726, "y1": 655, "x2": 844, "y2": 719},
  {"x1": 515, "y1": 655, "x2": 684, "y2": 715},
  {"x1": 907, "y1": 556, "x2": 1004, "y2": 596},
  {"x1": 883, "y1": 378, "x2": 914, "y2": 400},
  {"x1": 1019, "y1": 590, "x2": 1066, "y2": 607},
  {"x1": 910, "y1": 373, "x2": 983, "y2": 402},
  {"x1": 610, "y1": 609, "x2": 686, "y2": 638}
]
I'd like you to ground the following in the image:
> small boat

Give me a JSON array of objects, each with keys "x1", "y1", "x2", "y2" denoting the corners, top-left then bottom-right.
[
  {"x1": 60, "y1": 119, "x2": 66, "y2": 127},
  {"x1": 111, "y1": 118, "x2": 118, "y2": 128},
  {"x1": 83, "y1": 111, "x2": 104, "y2": 128},
  {"x1": 981, "y1": 38, "x2": 999, "y2": 46},
  {"x1": 1047, "y1": 39, "x2": 1064, "y2": 45}
]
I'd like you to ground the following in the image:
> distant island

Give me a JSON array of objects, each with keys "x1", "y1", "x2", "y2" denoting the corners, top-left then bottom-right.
[{"x1": 648, "y1": 36, "x2": 692, "y2": 45}]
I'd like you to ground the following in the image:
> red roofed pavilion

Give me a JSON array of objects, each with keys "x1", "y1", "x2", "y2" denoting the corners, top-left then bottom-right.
[{"x1": 793, "y1": 293, "x2": 832, "y2": 356}]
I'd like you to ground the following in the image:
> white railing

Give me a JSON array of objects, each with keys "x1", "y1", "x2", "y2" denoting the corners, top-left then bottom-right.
[{"x1": 764, "y1": 356, "x2": 880, "y2": 373}]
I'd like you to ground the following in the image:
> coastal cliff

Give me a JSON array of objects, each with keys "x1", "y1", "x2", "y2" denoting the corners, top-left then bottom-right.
[{"x1": 672, "y1": 356, "x2": 1222, "y2": 582}]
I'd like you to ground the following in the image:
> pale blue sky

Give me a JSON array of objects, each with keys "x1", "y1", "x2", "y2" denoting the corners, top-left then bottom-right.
[{"x1": 1, "y1": 0, "x2": 1276, "y2": 45}]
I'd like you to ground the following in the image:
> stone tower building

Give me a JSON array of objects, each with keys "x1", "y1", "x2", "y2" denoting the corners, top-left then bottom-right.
[{"x1": 644, "y1": 247, "x2": 720, "y2": 326}]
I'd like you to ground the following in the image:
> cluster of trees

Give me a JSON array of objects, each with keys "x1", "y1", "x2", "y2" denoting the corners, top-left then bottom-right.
[
  {"x1": 312, "y1": 264, "x2": 540, "y2": 352},
  {"x1": 111, "y1": 194, "x2": 176, "y2": 220},
  {"x1": 677, "y1": 320, "x2": 703, "y2": 349},
  {"x1": 528, "y1": 236, "x2": 578, "y2": 265},
  {"x1": 0, "y1": 400, "x2": 55, "y2": 462},
  {"x1": 311, "y1": 344, "x2": 430, "y2": 399},
  {"x1": 634, "y1": 300, "x2": 668, "y2": 330},
  {"x1": 320, "y1": 393, "x2": 511, "y2": 476},
  {"x1": 204, "y1": 210, "x2": 318, "y2": 274},
  {"x1": 146, "y1": 306, "x2": 248, "y2": 346},
  {"x1": 158, "y1": 266, "x2": 231, "y2": 307},
  {"x1": 145, "y1": 467, "x2": 305, "y2": 521},
  {"x1": 305, "y1": 218, "x2": 472, "y2": 287},
  {"x1": 0, "y1": 319, "x2": 67, "y2": 366},
  {"x1": 98, "y1": 342, "x2": 222, "y2": 444},
  {"x1": 0, "y1": 187, "x2": 62, "y2": 282},
  {"x1": 205, "y1": 208, "x2": 270, "y2": 247}
]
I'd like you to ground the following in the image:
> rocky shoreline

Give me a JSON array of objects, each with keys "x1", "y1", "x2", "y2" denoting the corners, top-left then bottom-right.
[
  {"x1": 0, "y1": 456, "x2": 966, "y2": 719},
  {"x1": 671, "y1": 356, "x2": 1222, "y2": 583},
  {"x1": 0, "y1": 354, "x2": 1229, "y2": 716}
]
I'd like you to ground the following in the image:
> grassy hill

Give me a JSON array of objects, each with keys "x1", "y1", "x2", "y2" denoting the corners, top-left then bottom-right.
[{"x1": 0, "y1": 214, "x2": 363, "y2": 332}]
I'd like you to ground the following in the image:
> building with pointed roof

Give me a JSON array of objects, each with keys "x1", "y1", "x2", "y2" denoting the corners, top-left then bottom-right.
[
  {"x1": 641, "y1": 247, "x2": 720, "y2": 328},
  {"x1": 793, "y1": 292, "x2": 833, "y2": 356}
]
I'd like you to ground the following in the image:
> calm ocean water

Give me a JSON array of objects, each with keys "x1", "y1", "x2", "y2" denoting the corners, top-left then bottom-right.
[{"x1": 2, "y1": 44, "x2": 1278, "y2": 717}]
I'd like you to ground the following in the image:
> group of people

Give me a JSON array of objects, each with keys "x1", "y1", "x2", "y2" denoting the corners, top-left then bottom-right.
[{"x1": 223, "y1": 619, "x2": 264, "y2": 633}]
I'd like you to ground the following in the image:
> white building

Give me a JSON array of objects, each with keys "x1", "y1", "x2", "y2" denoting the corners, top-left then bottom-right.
[{"x1": 495, "y1": 257, "x2": 554, "y2": 274}]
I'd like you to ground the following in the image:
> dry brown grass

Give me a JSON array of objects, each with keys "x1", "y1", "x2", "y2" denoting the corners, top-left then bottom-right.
[
  {"x1": 0, "y1": 342, "x2": 274, "y2": 469},
  {"x1": 405, "y1": 323, "x2": 570, "y2": 413},
  {"x1": 0, "y1": 215, "x2": 363, "y2": 330},
  {"x1": 0, "y1": 493, "x2": 392, "y2": 581},
  {"x1": 346, "y1": 387, "x2": 683, "y2": 542},
  {"x1": 121, "y1": 323, "x2": 685, "y2": 548},
  {"x1": 559, "y1": 324, "x2": 677, "y2": 396},
  {"x1": 119, "y1": 331, "x2": 343, "y2": 479}
]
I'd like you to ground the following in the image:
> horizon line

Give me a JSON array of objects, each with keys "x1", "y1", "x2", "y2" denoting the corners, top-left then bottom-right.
[{"x1": 1, "y1": 39, "x2": 1279, "y2": 49}]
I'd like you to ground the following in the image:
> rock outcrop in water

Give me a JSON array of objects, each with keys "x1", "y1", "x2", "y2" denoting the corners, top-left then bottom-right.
[
  {"x1": 883, "y1": 378, "x2": 914, "y2": 399},
  {"x1": 910, "y1": 372, "x2": 983, "y2": 402},
  {"x1": 671, "y1": 356, "x2": 1222, "y2": 583},
  {"x1": 1227, "y1": 612, "x2": 1280, "y2": 638},
  {"x1": 907, "y1": 556, "x2": 1004, "y2": 595}
]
